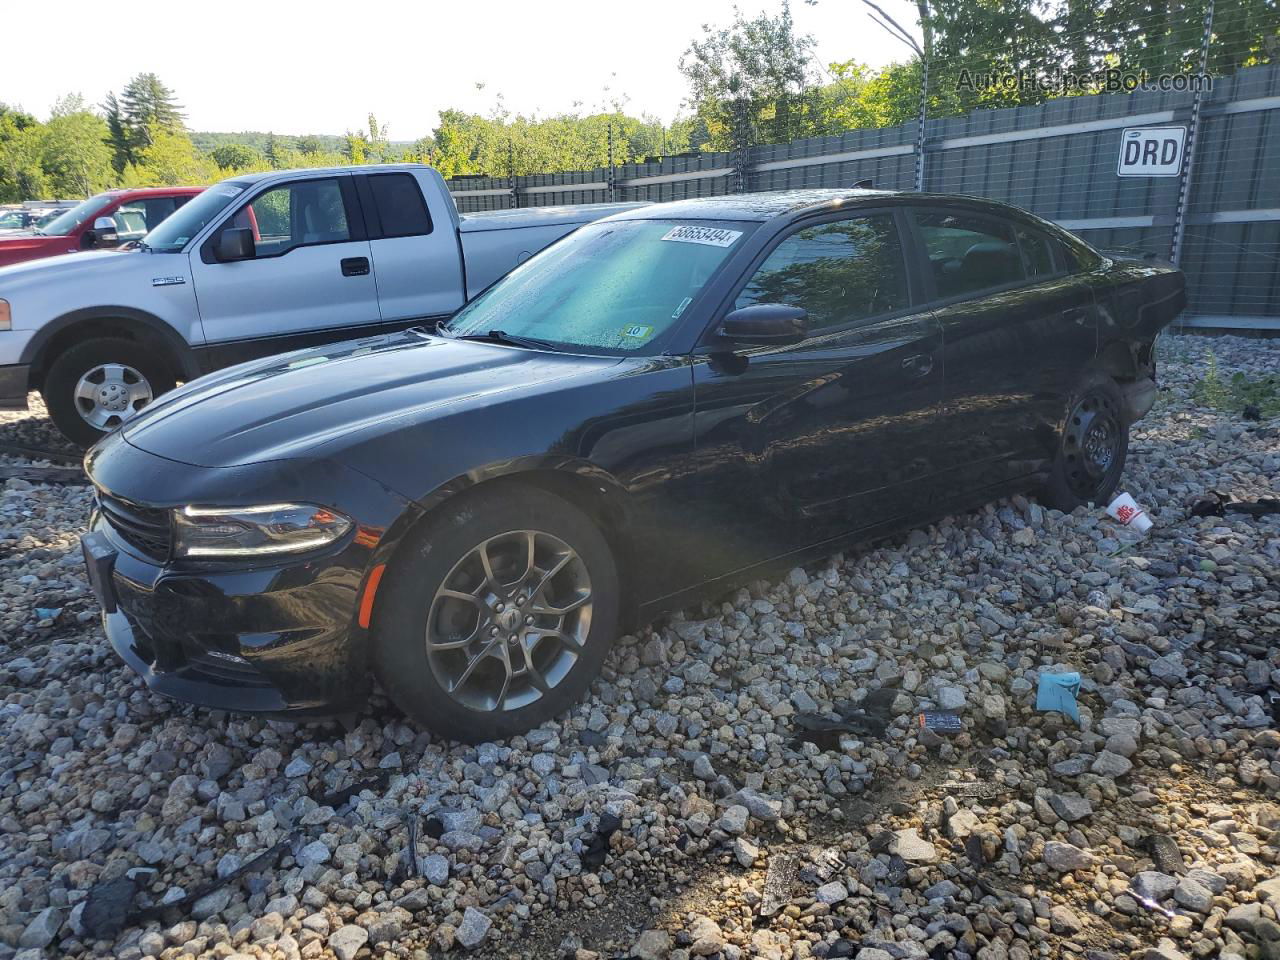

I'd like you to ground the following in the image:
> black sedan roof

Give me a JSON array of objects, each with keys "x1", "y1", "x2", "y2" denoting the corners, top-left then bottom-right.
[{"x1": 609, "y1": 188, "x2": 901, "y2": 223}]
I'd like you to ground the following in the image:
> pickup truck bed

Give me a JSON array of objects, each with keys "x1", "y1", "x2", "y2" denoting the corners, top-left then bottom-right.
[{"x1": 459, "y1": 203, "x2": 647, "y2": 297}]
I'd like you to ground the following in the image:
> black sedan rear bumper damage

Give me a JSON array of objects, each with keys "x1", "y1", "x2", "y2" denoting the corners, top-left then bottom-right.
[{"x1": 90, "y1": 514, "x2": 373, "y2": 716}]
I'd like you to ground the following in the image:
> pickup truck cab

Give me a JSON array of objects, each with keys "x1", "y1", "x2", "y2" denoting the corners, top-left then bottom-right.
[
  {"x1": 0, "y1": 187, "x2": 204, "y2": 267},
  {"x1": 0, "y1": 164, "x2": 642, "y2": 444}
]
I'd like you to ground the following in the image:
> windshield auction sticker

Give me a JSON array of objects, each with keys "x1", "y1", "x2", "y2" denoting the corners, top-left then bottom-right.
[
  {"x1": 661, "y1": 225, "x2": 743, "y2": 247},
  {"x1": 620, "y1": 323, "x2": 655, "y2": 341}
]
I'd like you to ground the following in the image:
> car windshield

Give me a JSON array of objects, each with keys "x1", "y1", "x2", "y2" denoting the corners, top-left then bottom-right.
[
  {"x1": 442, "y1": 218, "x2": 752, "y2": 354},
  {"x1": 35, "y1": 194, "x2": 109, "y2": 236},
  {"x1": 143, "y1": 183, "x2": 243, "y2": 253},
  {"x1": 0, "y1": 211, "x2": 26, "y2": 228}
]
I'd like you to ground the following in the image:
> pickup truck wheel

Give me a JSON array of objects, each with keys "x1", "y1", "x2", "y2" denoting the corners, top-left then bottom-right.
[
  {"x1": 43, "y1": 337, "x2": 175, "y2": 447},
  {"x1": 1042, "y1": 373, "x2": 1129, "y2": 512},
  {"x1": 372, "y1": 485, "x2": 619, "y2": 743}
]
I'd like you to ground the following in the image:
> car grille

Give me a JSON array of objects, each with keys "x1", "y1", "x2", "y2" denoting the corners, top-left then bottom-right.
[{"x1": 98, "y1": 491, "x2": 171, "y2": 561}]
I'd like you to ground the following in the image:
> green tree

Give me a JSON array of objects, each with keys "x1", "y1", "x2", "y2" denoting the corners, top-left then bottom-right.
[
  {"x1": 103, "y1": 74, "x2": 185, "y2": 173},
  {"x1": 40, "y1": 95, "x2": 112, "y2": 197},
  {"x1": 678, "y1": 1, "x2": 817, "y2": 149},
  {"x1": 0, "y1": 104, "x2": 46, "y2": 202},
  {"x1": 211, "y1": 142, "x2": 263, "y2": 171},
  {"x1": 121, "y1": 126, "x2": 211, "y2": 186}
]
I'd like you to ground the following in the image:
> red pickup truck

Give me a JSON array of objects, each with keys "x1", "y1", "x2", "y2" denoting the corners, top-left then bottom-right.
[{"x1": 0, "y1": 187, "x2": 204, "y2": 268}]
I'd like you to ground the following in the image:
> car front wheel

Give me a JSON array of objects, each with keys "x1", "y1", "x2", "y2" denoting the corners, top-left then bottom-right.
[{"x1": 372, "y1": 484, "x2": 619, "y2": 742}]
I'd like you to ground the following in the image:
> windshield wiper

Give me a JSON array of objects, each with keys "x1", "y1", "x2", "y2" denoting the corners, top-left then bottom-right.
[{"x1": 450, "y1": 329, "x2": 560, "y2": 351}]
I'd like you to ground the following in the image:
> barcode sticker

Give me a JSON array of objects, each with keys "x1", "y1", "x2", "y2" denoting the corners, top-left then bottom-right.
[{"x1": 661, "y1": 225, "x2": 743, "y2": 248}]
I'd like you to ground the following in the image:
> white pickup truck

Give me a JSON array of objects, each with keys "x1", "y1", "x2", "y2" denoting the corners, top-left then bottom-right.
[{"x1": 0, "y1": 164, "x2": 642, "y2": 444}]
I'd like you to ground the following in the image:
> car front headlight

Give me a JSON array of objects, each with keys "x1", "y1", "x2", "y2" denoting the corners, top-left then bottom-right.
[{"x1": 173, "y1": 503, "x2": 352, "y2": 558}]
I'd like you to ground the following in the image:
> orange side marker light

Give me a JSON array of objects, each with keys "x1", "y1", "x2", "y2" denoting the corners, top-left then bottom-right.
[{"x1": 358, "y1": 563, "x2": 386, "y2": 629}]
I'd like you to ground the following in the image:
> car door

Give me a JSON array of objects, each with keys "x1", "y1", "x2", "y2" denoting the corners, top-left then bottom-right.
[
  {"x1": 355, "y1": 171, "x2": 466, "y2": 324},
  {"x1": 189, "y1": 175, "x2": 379, "y2": 360},
  {"x1": 910, "y1": 206, "x2": 1099, "y2": 492},
  {"x1": 688, "y1": 209, "x2": 944, "y2": 572}
]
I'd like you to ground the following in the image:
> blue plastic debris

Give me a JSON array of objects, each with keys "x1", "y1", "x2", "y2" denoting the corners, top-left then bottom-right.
[
  {"x1": 35, "y1": 607, "x2": 62, "y2": 621},
  {"x1": 1036, "y1": 672, "x2": 1082, "y2": 723}
]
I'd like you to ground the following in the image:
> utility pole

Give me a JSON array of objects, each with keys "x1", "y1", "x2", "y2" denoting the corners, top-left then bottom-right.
[{"x1": 1170, "y1": 0, "x2": 1215, "y2": 266}]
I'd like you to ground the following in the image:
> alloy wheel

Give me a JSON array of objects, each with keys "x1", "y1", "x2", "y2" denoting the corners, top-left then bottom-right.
[
  {"x1": 1061, "y1": 390, "x2": 1121, "y2": 501},
  {"x1": 74, "y1": 363, "x2": 153, "y2": 431},
  {"x1": 426, "y1": 529, "x2": 593, "y2": 712}
]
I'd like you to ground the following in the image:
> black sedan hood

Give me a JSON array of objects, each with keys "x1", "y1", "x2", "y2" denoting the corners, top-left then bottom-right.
[{"x1": 122, "y1": 331, "x2": 614, "y2": 468}]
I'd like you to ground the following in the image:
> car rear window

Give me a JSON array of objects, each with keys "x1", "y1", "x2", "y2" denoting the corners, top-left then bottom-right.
[{"x1": 369, "y1": 173, "x2": 432, "y2": 238}]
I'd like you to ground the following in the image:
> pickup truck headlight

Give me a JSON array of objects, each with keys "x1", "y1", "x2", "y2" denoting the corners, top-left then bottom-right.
[
  {"x1": 173, "y1": 503, "x2": 352, "y2": 558},
  {"x1": 0, "y1": 299, "x2": 10, "y2": 331}
]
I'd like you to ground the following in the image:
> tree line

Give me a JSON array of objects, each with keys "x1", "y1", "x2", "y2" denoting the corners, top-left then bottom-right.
[{"x1": 1, "y1": 0, "x2": 1274, "y2": 202}]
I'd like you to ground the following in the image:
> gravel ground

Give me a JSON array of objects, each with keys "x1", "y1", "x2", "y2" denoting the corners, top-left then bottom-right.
[{"x1": 0, "y1": 333, "x2": 1277, "y2": 960}]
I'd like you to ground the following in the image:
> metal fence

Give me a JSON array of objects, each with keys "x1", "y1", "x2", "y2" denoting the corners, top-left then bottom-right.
[{"x1": 447, "y1": 61, "x2": 1280, "y2": 332}]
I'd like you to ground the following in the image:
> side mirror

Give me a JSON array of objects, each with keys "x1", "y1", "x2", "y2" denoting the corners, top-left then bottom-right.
[
  {"x1": 216, "y1": 227, "x2": 256, "y2": 262},
  {"x1": 716, "y1": 304, "x2": 809, "y2": 346},
  {"x1": 89, "y1": 216, "x2": 119, "y2": 248}
]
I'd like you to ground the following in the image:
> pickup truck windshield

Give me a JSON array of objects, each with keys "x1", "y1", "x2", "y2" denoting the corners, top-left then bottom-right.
[
  {"x1": 443, "y1": 219, "x2": 752, "y2": 355},
  {"x1": 35, "y1": 195, "x2": 108, "y2": 237},
  {"x1": 144, "y1": 183, "x2": 246, "y2": 253}
]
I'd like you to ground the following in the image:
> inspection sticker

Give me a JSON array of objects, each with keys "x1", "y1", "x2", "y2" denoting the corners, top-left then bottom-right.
[
  {"x1": 620, "y1": 323, "x2": 655, "y2": 340},
  {"x1": 661, "y1": 225, "x2": 743, "y2": 247}
]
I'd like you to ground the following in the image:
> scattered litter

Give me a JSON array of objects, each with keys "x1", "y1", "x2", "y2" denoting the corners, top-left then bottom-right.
[
  {"x1": 792, "y1": 688, "x2": 896, "y2": 749},
  {"x1": 1189, "y1": 491, "x2": 1280, "y2": 519},
  {"x1": 1036, "y1": 672, "x2": 1082, "y2": 723},
  {"x1": 917, "y1": 712, "x2": 962, "y2": 735},
  {"x1": 758, "y1": 852, "x2": 800, "y2": 917},
  {"x1": 1106, "y1": 491, "x2": 1152, "y2": 534},
  {"x1": 135, "y1": 834, "x2": 295, "y2": 925},
  {"x1": 1145, "y1": 834, "x2": 1187, "y2": 875},
  {"x1": 1129, "y1": 889, "x2": 1177, "y2": 920},
  {"x1": 581, "y1": 812, "x2": 622, "y2": 870},
  {"x1": 399, "y1": 807, "x2": 421, "y2": 880},
  {"x1": 34, "y1": 607, "x2": 62, "y2": 621},
  {"x1": 81, "y1": 874, "x2": 145, "y2": 939}
]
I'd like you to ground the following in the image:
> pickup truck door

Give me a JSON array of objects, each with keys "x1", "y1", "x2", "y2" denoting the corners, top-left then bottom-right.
[
  {"x1": 354, "y1": 171, "x2": 466, "y2": 324},
  {"x1": 189, "y1": 174, "x2": 380, "y2": 365}
]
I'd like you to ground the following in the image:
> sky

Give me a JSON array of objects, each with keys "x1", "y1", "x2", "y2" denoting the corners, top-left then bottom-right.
[{"x1": 4, "y1": 0, "x2": 921, "y2": 138}]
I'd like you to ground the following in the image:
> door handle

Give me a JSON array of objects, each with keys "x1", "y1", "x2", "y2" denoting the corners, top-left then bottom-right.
[
  {"x1": 902, "y1": 353, "x2": 934, "y2": 377},
  {"x1": 340, "y1": 257, "x2": 370, "y2": 277}
]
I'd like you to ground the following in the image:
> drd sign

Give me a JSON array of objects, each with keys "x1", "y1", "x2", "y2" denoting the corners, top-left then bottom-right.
[{"x1": 1117, "y1": 126, "x2": 1186, "y2": 177}]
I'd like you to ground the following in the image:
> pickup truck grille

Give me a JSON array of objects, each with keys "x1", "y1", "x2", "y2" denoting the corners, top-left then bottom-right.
[{"x1": 98, "y1": 492, "x2": 171, "y2": 562}]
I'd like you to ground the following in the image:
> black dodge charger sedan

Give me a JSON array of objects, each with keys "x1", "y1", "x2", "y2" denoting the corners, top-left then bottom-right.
[{"x1": 82, "y1": 189, "x2": 1185, "y2": 741}]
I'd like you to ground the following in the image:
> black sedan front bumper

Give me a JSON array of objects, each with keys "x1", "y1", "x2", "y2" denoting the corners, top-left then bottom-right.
[
  {"x1": 82, "y1": 429, "x2": 417, "y2": 717},
  {"x1": 87, "y1": 515, "x2": 374, "y2": 715}
]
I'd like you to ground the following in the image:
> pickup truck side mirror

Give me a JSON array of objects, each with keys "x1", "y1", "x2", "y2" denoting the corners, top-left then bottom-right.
[
  {"x1": 216, "y1": 227, "x2": 256, "y2": 262},
  {"x1": 89, "y1": 216, "x2": 119, "y2": 248},
  {"x1": 716, "y1": 304, "x2": 809, "y2": 346}
]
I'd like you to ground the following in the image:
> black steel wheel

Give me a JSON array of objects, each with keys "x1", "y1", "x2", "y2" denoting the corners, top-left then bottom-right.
[
  {"x1": 1043, "y1": 374, "x2": 1129, "y2": 512},
  {"x1": 373, "y1": 484, "x2": 618, "y2": 742}
]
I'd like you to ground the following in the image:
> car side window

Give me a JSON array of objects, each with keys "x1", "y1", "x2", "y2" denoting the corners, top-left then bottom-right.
[
  {"x1": 368, "y1": 173, "x2": 432, "y2": 238},
  {"x1": 914, "y1": 211, "x2": 1025, "y2": 299},
  {"x1": 1015, "y1": 225, "x2": 1056, "y2": 278},
  {"x1": 240, "y1": 178, "x2": 350, "y2": 257},
  {"x1": 735, "y1": 214, "x2": 909, "y2": 331}
]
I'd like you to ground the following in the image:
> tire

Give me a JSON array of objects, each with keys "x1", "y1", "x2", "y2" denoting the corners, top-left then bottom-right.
[
  {"x1": 372, "y1": 484, "x2": 620, "y2": 742},
  {"x1": 42, "y1": 337, "x2": 176, "y2": 447},
  {"x1": 1042, "y1": 373, "x2": 1129, "y2": 512}
]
